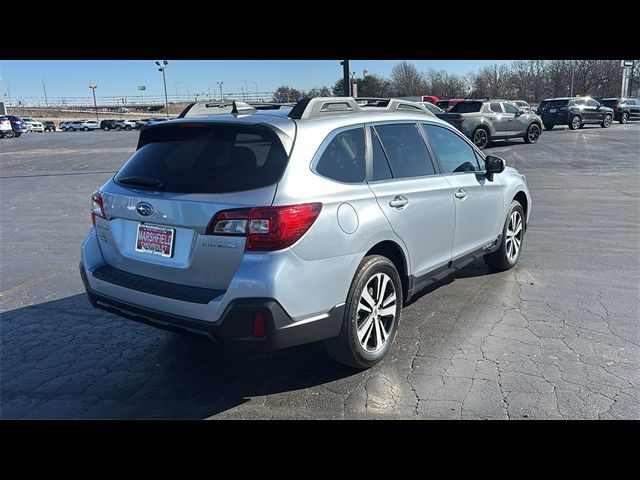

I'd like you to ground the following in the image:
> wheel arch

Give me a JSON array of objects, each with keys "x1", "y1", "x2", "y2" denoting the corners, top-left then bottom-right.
[
  {"x1": 513, "y1": 191, "x2": 528, "y2": 230},
  {"x1": 365, "y1": 240, "x2": 409, "y2": 302}
]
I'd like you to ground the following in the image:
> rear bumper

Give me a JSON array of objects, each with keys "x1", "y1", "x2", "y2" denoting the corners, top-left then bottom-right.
[
  {"x1": 541, "y1": 112, "x2": 571, "y2": 125},
  {"x1": 80, "y1": 262, "x2": 344, "y2": 351}
]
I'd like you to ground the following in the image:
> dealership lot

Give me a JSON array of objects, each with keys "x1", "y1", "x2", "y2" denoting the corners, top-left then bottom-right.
[{"x1": 1, "y1": 125, "x2": 639, "y2": 419}]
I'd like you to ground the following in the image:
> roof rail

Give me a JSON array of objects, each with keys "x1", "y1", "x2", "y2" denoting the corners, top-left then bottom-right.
[{"x1": 287, "y1": 96, "x2": 429, "y2": 120}]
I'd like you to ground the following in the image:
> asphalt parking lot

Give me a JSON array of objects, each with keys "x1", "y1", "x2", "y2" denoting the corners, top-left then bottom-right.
[{"x1": 1, "y1": 124, "x2": 639, "y2": 419}]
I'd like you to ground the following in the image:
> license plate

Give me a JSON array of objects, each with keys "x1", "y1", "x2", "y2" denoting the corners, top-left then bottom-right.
[
  {"x1": 549, "y1": 108, "x2": 557, "y2": 113},
  {"x1": 135, "y1": 224, "x2": 175, "y2": 258}
]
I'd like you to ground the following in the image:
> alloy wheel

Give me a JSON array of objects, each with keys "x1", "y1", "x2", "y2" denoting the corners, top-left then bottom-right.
[
  {"x1": 473, "y1": 129, "x2": 488, "y2": 149},
  {"x1": 505, "y1": 210, "x2": 523, "y2": 263},
  {"x1": 528, "y1": 124, "x2": 541, "y2": 143},
  {"x1": 571, "y1": 116, "x2": 581, "y2": 129},
  {"x1": 356, "y1": 273, "x2": 397, "y2": 353}
]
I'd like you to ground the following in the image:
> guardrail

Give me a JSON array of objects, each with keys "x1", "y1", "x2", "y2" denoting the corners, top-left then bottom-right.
[{"x1": 5, "y1": 92, "x2": 277, "y2": 108}]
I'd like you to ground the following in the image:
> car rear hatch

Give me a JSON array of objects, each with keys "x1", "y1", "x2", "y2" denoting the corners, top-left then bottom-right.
[
  {"x1": 436, "y1": 101, "x2": 483, "y2": 128},
  {"x1": 93, "y1": 120, "x2": 293, "y2": 293},
  {"x1": 541, "y1": 99, "x2": 570, "y2": 118}
]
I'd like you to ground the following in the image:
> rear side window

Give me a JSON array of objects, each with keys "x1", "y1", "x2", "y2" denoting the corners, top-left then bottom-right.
[
  {"x1": 422, "y1": 124, "x2": 481, "y2": 174},
  {"x1": 315, "y1": 127, "x2": 365, "y2": 183},
  {"x1": 115, "y1": 124, "x2": 288, "y2": 194},
  {"x1": 490, "y1": 102, "x2": 502, "y2": 113},
  {"x1": 371, "y1": 130, "x2": 393, "y2": 181},
  {"x1": 449, "y1": 102, "x2": 482, "y2": 113},
  {"x1": 374, "y1": 123, "x2": 435, "y2": 179}
]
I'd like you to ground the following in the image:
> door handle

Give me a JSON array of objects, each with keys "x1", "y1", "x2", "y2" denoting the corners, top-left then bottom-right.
[
  {"x1": 389, "y1": 196, "x2": 409, "y2": 208},
  {"x1": 454, "y1": 188, "x2": 468, "y2": 200}
]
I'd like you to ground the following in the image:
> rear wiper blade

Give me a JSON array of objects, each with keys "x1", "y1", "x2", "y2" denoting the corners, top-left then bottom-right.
[{"x1": 117, "y1": 176, "x2": 164, "y2": 190}]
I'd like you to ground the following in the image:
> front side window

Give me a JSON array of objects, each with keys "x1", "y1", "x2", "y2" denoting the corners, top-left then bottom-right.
[
  {"x1": 422, "y1": 124, "x2": 481, "y2": 174},
  {"x1": 503, "y1": 102, "x2": 520, "y2": 114},
  {"x1": 586, "y1": 99, "x2": 599, "y2": 107},
  {"x1": 374, "y1": 123, "x2": 435, "y2": 179},
  {"x1": 315, "y1": 127, "x2": 365, "y2": 183}
]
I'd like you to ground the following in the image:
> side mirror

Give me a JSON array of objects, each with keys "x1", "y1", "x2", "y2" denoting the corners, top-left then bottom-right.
[
  {"x1": 518, "y1": 107, "x2": 527, "y2": 114},
  {"x1": 485, "y1": 155, "x2": 505, "y2": 181}
]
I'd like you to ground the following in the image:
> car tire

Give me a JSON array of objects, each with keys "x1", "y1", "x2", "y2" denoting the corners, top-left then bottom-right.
[
  {"x1": 619, "y1": 112, "x2": 629, "y2": 124},
  {"x1": 471, "y1": 127, "x2": 490, "y2": 149},
  {"x1": 125, "y1": 125, "x2": 132, "y2": 131},
  {"x1": 6, "y1": 131, "x2": 15, "y2": 138},
  {"x1": 484, "y1": 200, "x2": 525, "y2": 272},
  {"x1": 569, "y1": 115, "x2": 581, "y2": 130},
  {"x1": 103, "y1": 126, "x2": 110, "y2": 131},
  {"x1": 601, "y1": 114, "x2": 612, "y2": 128},
  {"x1": 523, "y1": 123, "x2": 541, "y2": 144},
  {"x1": 83, "y1": 127, "x2": 89, "y2": 131},
  {"x1": 544, "y1": 123, "x2": 554, "y2": 130},
  {"x1": 324, "y1": 255, "x2": 402, "y2": 369}
]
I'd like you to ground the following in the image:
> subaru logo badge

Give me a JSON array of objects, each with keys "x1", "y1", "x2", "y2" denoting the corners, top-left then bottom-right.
[{"x1": 136, "y1": 202, "x2": 154, "y2": 216}]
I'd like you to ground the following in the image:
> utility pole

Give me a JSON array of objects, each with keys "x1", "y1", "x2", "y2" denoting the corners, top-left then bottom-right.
[
  {"x1": 217, "y1": 82, "x2": 224, "y2": 101},
  {"x1": 89, "y1": 83, "x2": 98, "y2": 121},
  {"x1": 252, "y1": 81, "x2": 258, "y2": 101},
  {"x1": 42, "y1": 78, "x2": 48, "y2": 107},
  {"x1": 341, "y1": 60, "x2": 350, "y2": 96},
  {"x1": 156, "y1": 60, "x2": 170, "y2": 118}
]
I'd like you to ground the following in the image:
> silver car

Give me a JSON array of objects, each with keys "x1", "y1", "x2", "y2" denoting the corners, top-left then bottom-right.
[{"x1": 80, "y1": 97, "x2": 531, "y2": 368}]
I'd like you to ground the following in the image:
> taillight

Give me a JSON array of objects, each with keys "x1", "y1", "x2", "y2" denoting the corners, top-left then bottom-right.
[
  {"x1": 206, "y1": 203, "x2": 323, "y2": 251},
  {"x1": 91, "y1": 191, "x2": 106, "y2": 225}
]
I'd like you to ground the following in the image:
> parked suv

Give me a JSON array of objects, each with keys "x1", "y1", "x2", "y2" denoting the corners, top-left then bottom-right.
[
  {"x1": 113, "y1": 119, "x2": 137, "y2": 131},
  {"x1": 598, "y1": 98, "x2": 640, "y2": 124},
  {"x1": 6, "y1": 116, "x2": 28, "y2": 137},
  {"x1": 22, "y1": 117, "x2": 45, "y2": 132},
  {"x1": 0, "y1": 116, "x2": 13, "y2": 138},
  {"x1": 437, "y1": 99, "x2": 543, "y2": 149},
  {"x1": 100, "y1": 119, "x2": 119, "y2": 131},
  {"x1": 80, "y1": 97, "x2": 531, "y2": 368},
  {"x1": 43, "y1": 121, "x2": 56, "y2": 132},
  {"x1": 538, "y1": 97, "x2": 614, "y2": 130}
]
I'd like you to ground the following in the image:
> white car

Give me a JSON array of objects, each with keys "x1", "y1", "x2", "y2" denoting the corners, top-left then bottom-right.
[
  {"x1": 0, "y1": 116, "x2": 13, "y2": 138},
  {"x1": 70, "y1": 120, "x2": 100, "y2": 131},
  {"x1": 22, "y1": 117, "x2": 45, "y2": 132}
]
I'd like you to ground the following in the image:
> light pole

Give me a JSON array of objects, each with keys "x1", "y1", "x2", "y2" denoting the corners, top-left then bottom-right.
[
  {"x1": 570, "y1": 60, "x2": 575, "y2": 97},
  {"x1": 340, "y1": 60, "x2": 350, "y2": 96},
  {"x1": 156, "y1": 60, "x2": 170, "y2": 119},
  {"x1": 217, "y1": 82, "x2": 224, "y2": 101},
  {"x1": 89, "y1": 82, "x2": 98, "y2": 121},
  {"x1": 240, "y1": 79, "x2": 248, "y2": 101}
]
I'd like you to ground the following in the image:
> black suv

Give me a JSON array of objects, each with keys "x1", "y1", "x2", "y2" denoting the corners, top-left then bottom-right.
[
  {"x1": 100, "y1": 119, "x2": 118, "y2": 131},
  {"x1": 42, "y1": 121, "x2": 56, "y2": 132},
  {"x1": 598, "y1": 98, "x2": 640, "y2": 124},
  {"x1": 537, "y1": 97, "x2": 614, "y2": 130}
]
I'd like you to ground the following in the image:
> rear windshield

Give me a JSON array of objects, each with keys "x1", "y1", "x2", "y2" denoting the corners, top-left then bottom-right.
[
  {"x1": 546, "y1": 100, "x2": 570, "y2": 107},
  {"x1": 449, "y1": 102, "x2": 482, "y2": 113},
  {"x1": 436, "y1": 101, "x2": 454, "y2": 109},
  {"x1": 600, "y1": 99, "x2": 618, "y2": 107},
  {"x1": 115, "y1": 123, "x2": 288, "y2": 194}
]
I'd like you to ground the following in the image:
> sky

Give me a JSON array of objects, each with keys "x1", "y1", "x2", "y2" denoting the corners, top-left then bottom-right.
[{"x1": 0, "y1": 60, "x2": 513, "y2": 100}]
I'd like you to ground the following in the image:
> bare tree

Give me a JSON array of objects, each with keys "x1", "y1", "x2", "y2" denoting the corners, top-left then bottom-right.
[
  {"x1": 391, "y1": 61, "x2": 427, "y2": 96},
  {"x1": 425, "y1": 69, "x2": 467, "y2": 99}
]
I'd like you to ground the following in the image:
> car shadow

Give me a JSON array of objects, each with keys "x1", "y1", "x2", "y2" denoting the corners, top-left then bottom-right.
[{"x1": 1, "y1": 259, "x2": 493, "y2": 419}]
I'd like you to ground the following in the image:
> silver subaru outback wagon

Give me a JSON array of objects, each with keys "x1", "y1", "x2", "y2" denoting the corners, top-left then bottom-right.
[{"x1": 80, "y1": 97, "x2": 531, "y2": 368}]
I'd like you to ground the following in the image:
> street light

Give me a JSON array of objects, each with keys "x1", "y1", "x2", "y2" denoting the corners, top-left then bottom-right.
[
  {"x1": 156, "y1": 60, "x2": 169, "y2": 119},
  {"x1": 89, "y1": 82, "x2": 98, "y2": 121},
  {"x1": 217, "y1": 81, "x2": 224, "y2": 101}
]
